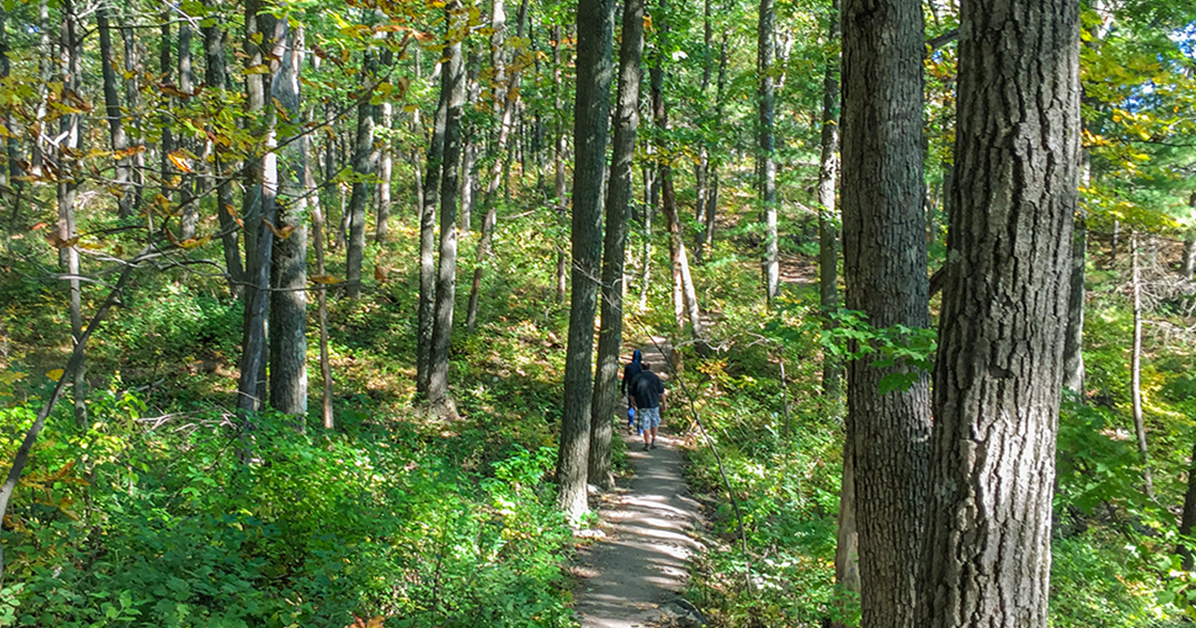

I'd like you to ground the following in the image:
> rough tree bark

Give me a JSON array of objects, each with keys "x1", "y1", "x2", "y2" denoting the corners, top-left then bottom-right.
[
  {"x1": 840, "y1": 0, "x2": 932, "y2": 625},
  {"x1": 556, "y1": 0, "x2": 615, "y2": 522},
  {"x1": 97, "y1": 2, "x2": 135, "y2": 219},
  {"x1": 417, "y1": 50, "x2": 450, "y2": 395},
  {"x1": 58, "y1": 0, "x2": 85, "y2": 428},
  {"x1": 236, "y1": 0, "x2": 280, "y2": 415},
  {"x1": 269, "y1": 23, "x2": 308, "y2": 420},
  {"x1": 375, "y1": 48, "x2": 394, "y2": 244},
  {"x1": 427, "y1": 6, "x2": 466, "y2": 407},
  {"x1": 1130, "y1": 232, "x2": 1153, "y2": 497},
  {"x1": 758, "y1": 0, "x2": 779, "y2": 304},
  {"x1": 589, "y1": 0, "x2": 644, "y2": 491},
  {"x1": 818, "y1": 0, "x2": 842, "y2": 398},
  {"x1": 552, "y1": 26, "x2": 569, "y2": 303},
  {"x1": 345, "y1": 51, "x2": 379, "y2": 300},
  {"x1": 920, "y1": 0, "x2": 1080, "y2": 626},
  {"x1": 202, "y1": 1, "x2": 244, "y2": 295}
]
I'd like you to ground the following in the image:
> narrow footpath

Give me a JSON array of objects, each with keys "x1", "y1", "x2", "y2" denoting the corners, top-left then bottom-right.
[{"x1": 572, "y1": 423, "x2": 705, "y2": 627}]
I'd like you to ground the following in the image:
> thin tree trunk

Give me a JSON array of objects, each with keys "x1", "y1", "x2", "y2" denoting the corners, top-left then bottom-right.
[
  {"x1": 589, "y1": 0, "x2": 644, "y2": 490},
  {"x1": 818, "y1": 0, "x2": 842, "y2": 398},
  {"x1": 459, "y1": 48, "x2": 480, "y2": 233},
  {"x1": 556, "y1": 0, "x2": 615, "y2": 522},
  {"x1": 840, "y1": 0, "x2": 932, "y2": 624},
  {"x1": 427, "y1": 8, "x2": 466, "y2": 407},
  {"x1": 306, "y1": 105, "x2": 334, "y2": 430},
  {"x1": 465, "y1": 0, "x2": 520, "y2": 334},
  {"x1": 203, "y1": 3, "x2": 244, "y2": 296},
  {"x1": 0, "y1": 11, "x2": 19, "y2": 233},
  {"x1": 375, "y1": 48, "x2": 394, "y2": 244},
  {"x1": 758, "y1": 0, "x2": 779, "y2": 304},
  {"x1": 553, "y1": 26, "x2": 569, "y2": 303},
  {"x1": 31, "y1": 0, "x2": 50, "y2": 180},
  {"x1": 1184, "y1": 193, "x2": 1196, "y2": 281},
  {"x1": 1130, "y1": 232, "x2": 1153, "y2": 498},
  {"x1": 920, "y1": 0, "x2": 1080, "y2": 625},
  {"x1": 346, "y1": 51, "x2": 379, "y2": 300},
  {"x1": 269, "y1": 22, "x2": 308, "y2": 421},
  {"x1": 236, "y1": 0, "x2": 279, "y2": 416},
  {"x1": 160, "y1": 11, "x2": 175, "y2": 204},
  {"x1": 98, "y1": 3, "x2": 135, "y2": 219},
  {"x1": 834, "y1": 435, "x2": 860, "y2": 628},
  {"x1": 0, "y1": 252, "x2": 140, "y2": 583},
  {"x1": 1063, "y1": 212, "x2": 1086, "y2": 395},
  {"x1": 178, "y1": 13, "x2": 198, "y2": 240},
  {"x1": 59, "y1": 0, "x2": 85, "y2": 428}
]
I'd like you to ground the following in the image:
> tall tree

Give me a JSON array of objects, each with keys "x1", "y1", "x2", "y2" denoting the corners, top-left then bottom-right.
[
  {"x1": 236, "y1": 0, "x2": 281, "y2": 415},
  {"x1": 920, "y1": 0, "x2": 1080, "y2": 626},
  {"x1": 427, "y1": 4, "x2": 466, "y2": 407},
  {"x1": 757, "y1": 0, "x2": 779, "y2": 304},
  {"x1": 818, "y1": 0, "x2": 842, "y2": 398},
  {"x1": 417, "y1": 53, "x2": 449, "y2": 394},
  {"x1": 178, "y1": 10, "x2": 199, "y2": 240},
  {"x1": 269, "y1": 22, "x2": 308, "y2": 420},
  {"x1": 345, "y1": 50, "x2": 379, "y2": 300},
  {"x1": 552, "y1": 25, "x2": 568, "y2": 303},
  {"x1": 589, "y1": 0, "x2": 644, "y2": 490},
  {"x1": 59, "y1": 0, "x2": 85, "y2": 427},
  {"x1": 97, "y1": 1, "x2": 135, "y2": 219},
  {"x1": 202, "y1": 0, "x2": 244, "y2": 295},
  {"x1": 556, "y1": 0, "x2": 615, "y2": 522},
  {"x1": 840, "y1": 0, "x2": 931, "y2": 626},
  {"x1": 375, "y1": 47, "x2": 394, "y2": 244}
]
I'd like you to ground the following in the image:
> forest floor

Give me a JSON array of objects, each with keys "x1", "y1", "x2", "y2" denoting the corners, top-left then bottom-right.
[{"x1": 571, "y1": 344, "x2": 706, "y2": 628}]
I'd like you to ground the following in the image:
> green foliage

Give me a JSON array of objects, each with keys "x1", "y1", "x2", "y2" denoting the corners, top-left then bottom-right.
[{"x1": 0, "y1": 398, "x2": 576, "y2": 628}]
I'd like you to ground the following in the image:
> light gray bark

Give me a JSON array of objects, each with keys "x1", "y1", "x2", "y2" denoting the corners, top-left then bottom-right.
[
  {"x1": 417, "y1": 49, "x2": 450, "y2": 395},
  {"x1": 758, "y1": 0, "x2": 779, "y2": 303},
  {"x1": 427, "y1": 10, "x2": 466, "y2": 406},
  {"x1": 269, "y1": 23, "x2": 308, "y2": 420},
  {"x1": 98, "y1": 3, "x2": 135, "y2": 219},
  {"x1": 920, "y1": 0, "x2": 1080, "y2": 626}
]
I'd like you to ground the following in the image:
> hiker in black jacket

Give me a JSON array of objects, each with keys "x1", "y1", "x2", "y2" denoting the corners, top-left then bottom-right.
[
  {"x1": 621, "y1": 350, "x2": 644, "y2": 432},
  {"x1": 629, "y1": 363, "x2": 666, "y2": 451}
]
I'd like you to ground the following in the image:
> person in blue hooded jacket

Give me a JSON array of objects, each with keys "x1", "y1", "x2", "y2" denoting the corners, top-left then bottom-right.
[{"x1": 621, "y1": 350, "x2": 644, "y2": 432}]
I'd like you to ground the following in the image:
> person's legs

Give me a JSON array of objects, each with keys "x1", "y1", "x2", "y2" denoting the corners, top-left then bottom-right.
[{"x1": 639, "y1": 407, "x2": 660, "y2": 449}]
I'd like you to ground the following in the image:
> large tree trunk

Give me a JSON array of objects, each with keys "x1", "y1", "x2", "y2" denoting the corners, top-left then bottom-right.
[
  {"x1": 97, "y1": 3, "x2": 135, "y2": 219},
  {"x1": 920, "y1": 0, "x2": 1080, "y2": 626},
  {"x1": 589, "y1": 0, "x2": 644, "y2": 491},
  {"x1": 236, "y1": 0, "x2": 280, "y2": 415},
  {"x1": 417, "y1": 54, "x2": 450, "y2": 395},
  {"x1": 556, "y1": 0, "x2": 615, "y2": 522},
  {"x1": 59, "y1": 0, "x2": 85, "y2": 428},
  {"x1": 758, "y1": 0, "x2": 779, "y2": 304},
  {"x1": 840, "y1": 0, "x2": 931, "y2": 625},
  {"x1": 426, "y1": 10, "x2": 465, "y2": 407},
  {"x1": 345, "y1": 52, "x2": 379, "y2": 300},
  {"x1": 818, "y1": 0, "x2": 842, "y2": 399},
  {"x1": 269, "y1": 23, "x2": 308, "y2": 421},
  {"x1": 203, "y1": 2, "x2": 244, "y2": 296}
]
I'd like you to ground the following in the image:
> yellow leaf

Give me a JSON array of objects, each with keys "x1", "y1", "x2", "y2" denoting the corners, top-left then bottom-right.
[
  {"x1": 242, "y1": 64, "x2": 271, "y2": 75},
  {"x1": 47, "y1": 369, "x2": 64, "y2": 382},
  {"x1": 168, "y1": 150, "x2": 194, "y2": 173},
  {"x1": 310, "y1": 274, "x2": 343, "y2": 285}
]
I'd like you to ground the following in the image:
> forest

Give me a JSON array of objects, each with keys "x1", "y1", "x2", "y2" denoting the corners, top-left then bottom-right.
[{"x1": 0, "y1": 0, "x2": 1195, "y2": 625}]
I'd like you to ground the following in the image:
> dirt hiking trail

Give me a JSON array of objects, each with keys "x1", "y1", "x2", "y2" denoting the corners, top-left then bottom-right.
[{"x1": 572, "y1": 345, "x2": 705, "y2": 628}]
